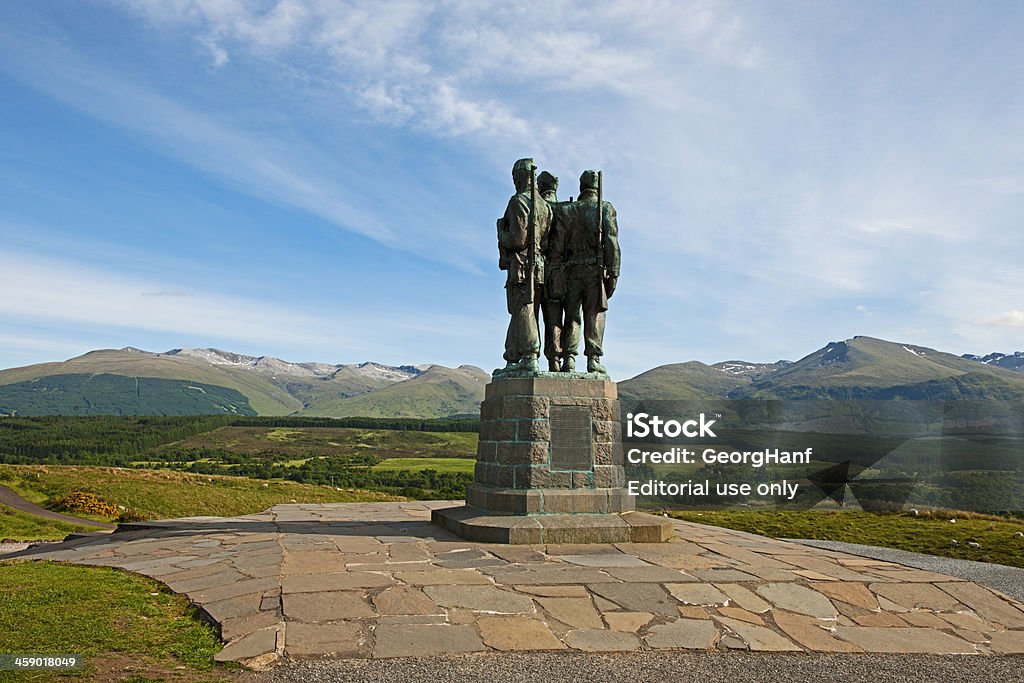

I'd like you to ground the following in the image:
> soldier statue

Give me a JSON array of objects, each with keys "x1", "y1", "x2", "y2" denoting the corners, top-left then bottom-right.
[
  {"x1": 551, "y1": 170, "x2": 620, "y2": 375},
  {"x1": 496, "y1": 158, "x2": 553, "y2": 374},
  {"x1": 537, "y1": 170, "x2": 569, "y2": 372}
]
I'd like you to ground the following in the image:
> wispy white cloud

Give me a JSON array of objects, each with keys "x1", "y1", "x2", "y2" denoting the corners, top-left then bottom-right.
[
  {"x1": 985, "y1": 310, "x2": 1024, "y2": 328},
  {"x1": 0, "y1": 249, "x2": 332, "y2": 346},
  {"x1": 2, "y1": 1, "x2": 1022, "y2": 371},
  {"x1": 0, "y1": 30, "x2": 398, "y2": 243},
  {"x1": 0, "y1": 333, "x2": 94, "y2": 357},
  {"x1": 110, "y1": 0, "x2": 766, "y2": 150},
  {"x1": 0, "y1": 248, "x2": 496, "y2": 367}
]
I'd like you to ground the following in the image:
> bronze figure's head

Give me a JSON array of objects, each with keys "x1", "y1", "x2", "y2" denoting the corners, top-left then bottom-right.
[
  {"x1": 579, "y1": 169, "x2": 599, "y2": 193},
  {"x1": 512, "y1": 158, "x2": 534, "y2": 192},
  {"x1": 538, "y1": 171, "x2": 558, "y2": 194}
]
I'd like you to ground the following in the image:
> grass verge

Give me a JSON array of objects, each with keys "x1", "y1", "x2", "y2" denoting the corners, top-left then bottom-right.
[
  {"x1": 0, "y1": 504, "x2": 103, "y2": 542},
  {"x1": 0, "y1": 465, "x2": 403, "y2": 521},
  {"x1": 672, "y1": 509, "x2": 1024, "y2": 568},
  {"x1": 0, "y1": 561, "x2": 233, "y2": 681}
]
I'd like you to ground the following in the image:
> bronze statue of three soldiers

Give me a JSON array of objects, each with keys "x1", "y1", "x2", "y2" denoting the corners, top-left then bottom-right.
[{"x1": 496, "y1": 158, "x2": 620, "y2": 377}]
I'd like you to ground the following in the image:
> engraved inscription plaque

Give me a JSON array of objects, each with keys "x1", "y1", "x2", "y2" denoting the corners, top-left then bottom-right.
[{"x1": 549, "y1": 406, "x2": 593, "y2": 471}]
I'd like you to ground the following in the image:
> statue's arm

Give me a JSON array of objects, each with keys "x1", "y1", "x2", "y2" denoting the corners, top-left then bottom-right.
[
  {"x1": 604, "y1": 203, "x2": 620, "y2": 278},
  {"x1": 539, "y1": 202, "x2": 552, "y2": 253},
  {"x1": 497, "y1": 217, "x2": 509, "y2": 270},
  {"x1": 498, "y1": 194, "x2": 529, "y2": 251},
  {"x1": 550, "y1": 204, "x2": 569, "y2": 259}
]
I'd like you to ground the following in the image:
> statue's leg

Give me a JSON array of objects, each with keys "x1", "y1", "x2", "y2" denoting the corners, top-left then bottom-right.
[
  {"x1": 503, "y1": 285, "x2": 517, "y2": 363},
  {"x1": 562, "y1": 279, "x2": 583, "y2": 362},
  {"x1": 582, "y1": 278, "x2": 606, "y2": 360},
  {"x1": 541, "y1": 299, "x2": 562, "y2": 371},
  {"x1": 510, "y1": 284, "x2": 540, "y2": 364}
]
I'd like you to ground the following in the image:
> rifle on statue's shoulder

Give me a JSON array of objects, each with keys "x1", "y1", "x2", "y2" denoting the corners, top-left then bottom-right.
[
  {"x1": 597, "y1": 170, "x2": 604, "y2": 278},
  {"x1": 597, "y1": 170, "x2": 609, "y2": 310},
  {"x1": 526, "y1": 163, "x2": 537, "y2": 303}
]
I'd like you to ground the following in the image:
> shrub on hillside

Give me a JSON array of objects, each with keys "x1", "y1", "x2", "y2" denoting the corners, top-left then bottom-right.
[
  {"x1": 116, "y1": 508, "x2": 149, "y2": 523},
  {"x1": 53, "y1": 491, "x2": 118, "y2": 518}
]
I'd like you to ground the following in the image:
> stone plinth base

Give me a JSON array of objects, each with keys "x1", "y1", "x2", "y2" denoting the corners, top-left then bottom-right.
[
  {"x1": 432, "y1": 505, "x2": 674, "y2": 544},
  {"x1": 466, "y1": 484, "x2": 635, "y2": 515},
  {"x1": 473, "y1": 376, "x2": 627, "y2": 497},
  {"x1": 436, "y1": 374, "x2": 673, "y2": 543}
]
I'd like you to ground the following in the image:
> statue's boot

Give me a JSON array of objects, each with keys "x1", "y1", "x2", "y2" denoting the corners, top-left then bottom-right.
[
  {"x1": 561, "y1": 356, "x2": 575, "y2": 373},
  {"x1": 587, "y1": 356, "x2": 607, "y2": 374},
  {"x1": 519, "y1": 356, "x2": 540, "y2": 373},
  {"x1": 494, "y1": 359, "x2": 517, "y2": 375},
  {"x1": 547, "y1": 358, "x2": 560, "y2": 372}
]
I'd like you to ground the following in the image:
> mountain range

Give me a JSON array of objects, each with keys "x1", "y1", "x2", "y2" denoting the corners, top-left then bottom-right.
[
  {"x1": 619, "y1": 337, "x2": 1024, "y2": 403},
  {"x1": 0, "y1": 336, "x2": 1022, "y2": 418},
  {"x1": 961, "y1": 351, "x2": 1024, "y2": 373},
  {"x1": 0, "y1": 347, "x2": 488, "y2": 418}
]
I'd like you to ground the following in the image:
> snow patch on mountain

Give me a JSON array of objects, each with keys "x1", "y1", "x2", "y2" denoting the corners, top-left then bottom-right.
[
  {"x1": 164, "y1": 348, "x2": 422, "y2": 382},
  {"x1": 351, "y1": 362, "x2": 420, "y2": 383},
  {"x1": 712, "y1": 360, "x2": 792, "y2": 378},
  {"x1": 962, "y1": 351, "x2": 1024, "y2": 372}
]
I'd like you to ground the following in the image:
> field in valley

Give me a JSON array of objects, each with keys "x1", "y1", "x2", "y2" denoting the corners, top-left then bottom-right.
[{"x1": 154, "y1": 425, "x2": 477, "y2": 460}]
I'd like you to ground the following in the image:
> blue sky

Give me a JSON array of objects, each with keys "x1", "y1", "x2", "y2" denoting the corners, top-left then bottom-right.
[{"x1": 0, "y1": 1, "x2": 1021, "y2": 379}]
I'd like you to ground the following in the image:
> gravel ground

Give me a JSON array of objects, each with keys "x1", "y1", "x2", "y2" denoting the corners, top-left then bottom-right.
[
  {"x1": 788, "y1": 539, "x2": 1024, "y2": 603},
  {"x1": 253, "y1": 651, "x2": 1024, "y2": 683},
  {"x1": 0, "y1": 541, "x2": 34, "y2": 555},
  {"x1": 0, "y1": 541, "x2": 63, "y2": 557}
]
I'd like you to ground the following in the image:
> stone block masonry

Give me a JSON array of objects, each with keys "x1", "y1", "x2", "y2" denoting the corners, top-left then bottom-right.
[
  {"x1": 467, "y1": 376, "x2": 632, "y2": 516},
  {"x1": 433, "y1": 375, "x2": 673, "y2": 543}
]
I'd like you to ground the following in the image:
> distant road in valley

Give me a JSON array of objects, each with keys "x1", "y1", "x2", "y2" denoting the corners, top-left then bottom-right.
[{"x1": 0, "y1": 484, "x2": 115, "y2": 529}]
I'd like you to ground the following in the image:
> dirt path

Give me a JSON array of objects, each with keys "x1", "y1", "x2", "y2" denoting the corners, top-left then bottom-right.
[{"x1": 0, "y1": 484, "x2": 115, "y2": 529}]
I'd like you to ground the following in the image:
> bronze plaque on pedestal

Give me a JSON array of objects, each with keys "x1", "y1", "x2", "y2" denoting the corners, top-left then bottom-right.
[{"x1": 549, "y1": 406, "x2": 593, "y2": 471}]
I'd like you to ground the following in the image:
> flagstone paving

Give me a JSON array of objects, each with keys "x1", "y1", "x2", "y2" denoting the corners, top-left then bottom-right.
[{"x1": 4, "y1": 501, "x2": 1024, "y2": 667}]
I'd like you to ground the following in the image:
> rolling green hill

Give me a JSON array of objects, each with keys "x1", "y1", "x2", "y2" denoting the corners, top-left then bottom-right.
[
  {"x1": 0, "y1": 348, "x2": 482, "y2": 418},
  {"x1": 738, "y1": 337, "x2": 1024, "y2": 400},
  {"x1": 297, "y1": 365, "x2": 488, "y2": 419},
  {"x1": 0, "y1": 349, "x2": 300, "y2": 414},
  {"x1": 618, "y1": 361, "x2": 748, "y2": 402},
  {"x1": 0, "y1": 374, "x2": 256, "y2": 416},
  {"x1": 2, "y1": 337, "x2": 1022, "y2": 418},
  {"x1": 617, "y1": 337, "x2": 1024, "y2": 404}
]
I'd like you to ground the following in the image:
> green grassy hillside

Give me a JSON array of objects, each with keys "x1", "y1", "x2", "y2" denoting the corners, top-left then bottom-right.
[
  {"x1": 672, "y1": 509, "x2": 1024, "y2": 569},
  {"x1": 0, "y1": 503, "x2": 104, "y2": 541},
  {"x1": 618, "y1": 361, "x2": 749, "y2": 402},
  {"x1": 0, "y1": 465, "x2": 402, "y2": 520},
  {"x1": 160, "y1": 425, "x2": 477, "y2": 459},
  {"x1": 743, "y1": 337, "x2": 1024, "y2": 399},
  {"x1": 0, "y1": 349, "x2": 485, "y2": 418},
  {"x1": 3, "y1": 338, "x2": 1023, "y2": 419},
  {"x1": 0, "y1": 348, "x2": 301, "y2": 414},
  {"x1": 0, "y1": 374, "x2": 256, "y2": 416},
  {"x1": 298, "y1": 365, "x2": 488, "y2": 418}
]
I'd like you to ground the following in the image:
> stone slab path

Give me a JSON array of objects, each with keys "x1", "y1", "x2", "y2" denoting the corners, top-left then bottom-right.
[
  {"x1": 791, "y1": 538, "x2": 1024, "y2": 603},
  {"x1": 4, "y1": 502, "x2": 1024, "y2": 668}
]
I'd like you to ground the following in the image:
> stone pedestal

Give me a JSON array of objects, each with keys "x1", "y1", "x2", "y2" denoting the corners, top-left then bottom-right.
[{"x1": 432, "y1": 375, "x2": 673, "y2": 544}]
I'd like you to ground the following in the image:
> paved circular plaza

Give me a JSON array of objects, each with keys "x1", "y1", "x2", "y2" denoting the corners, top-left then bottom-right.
[{"x1": 6, "y1": 502, "x2": 1024, "y2": 667}]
